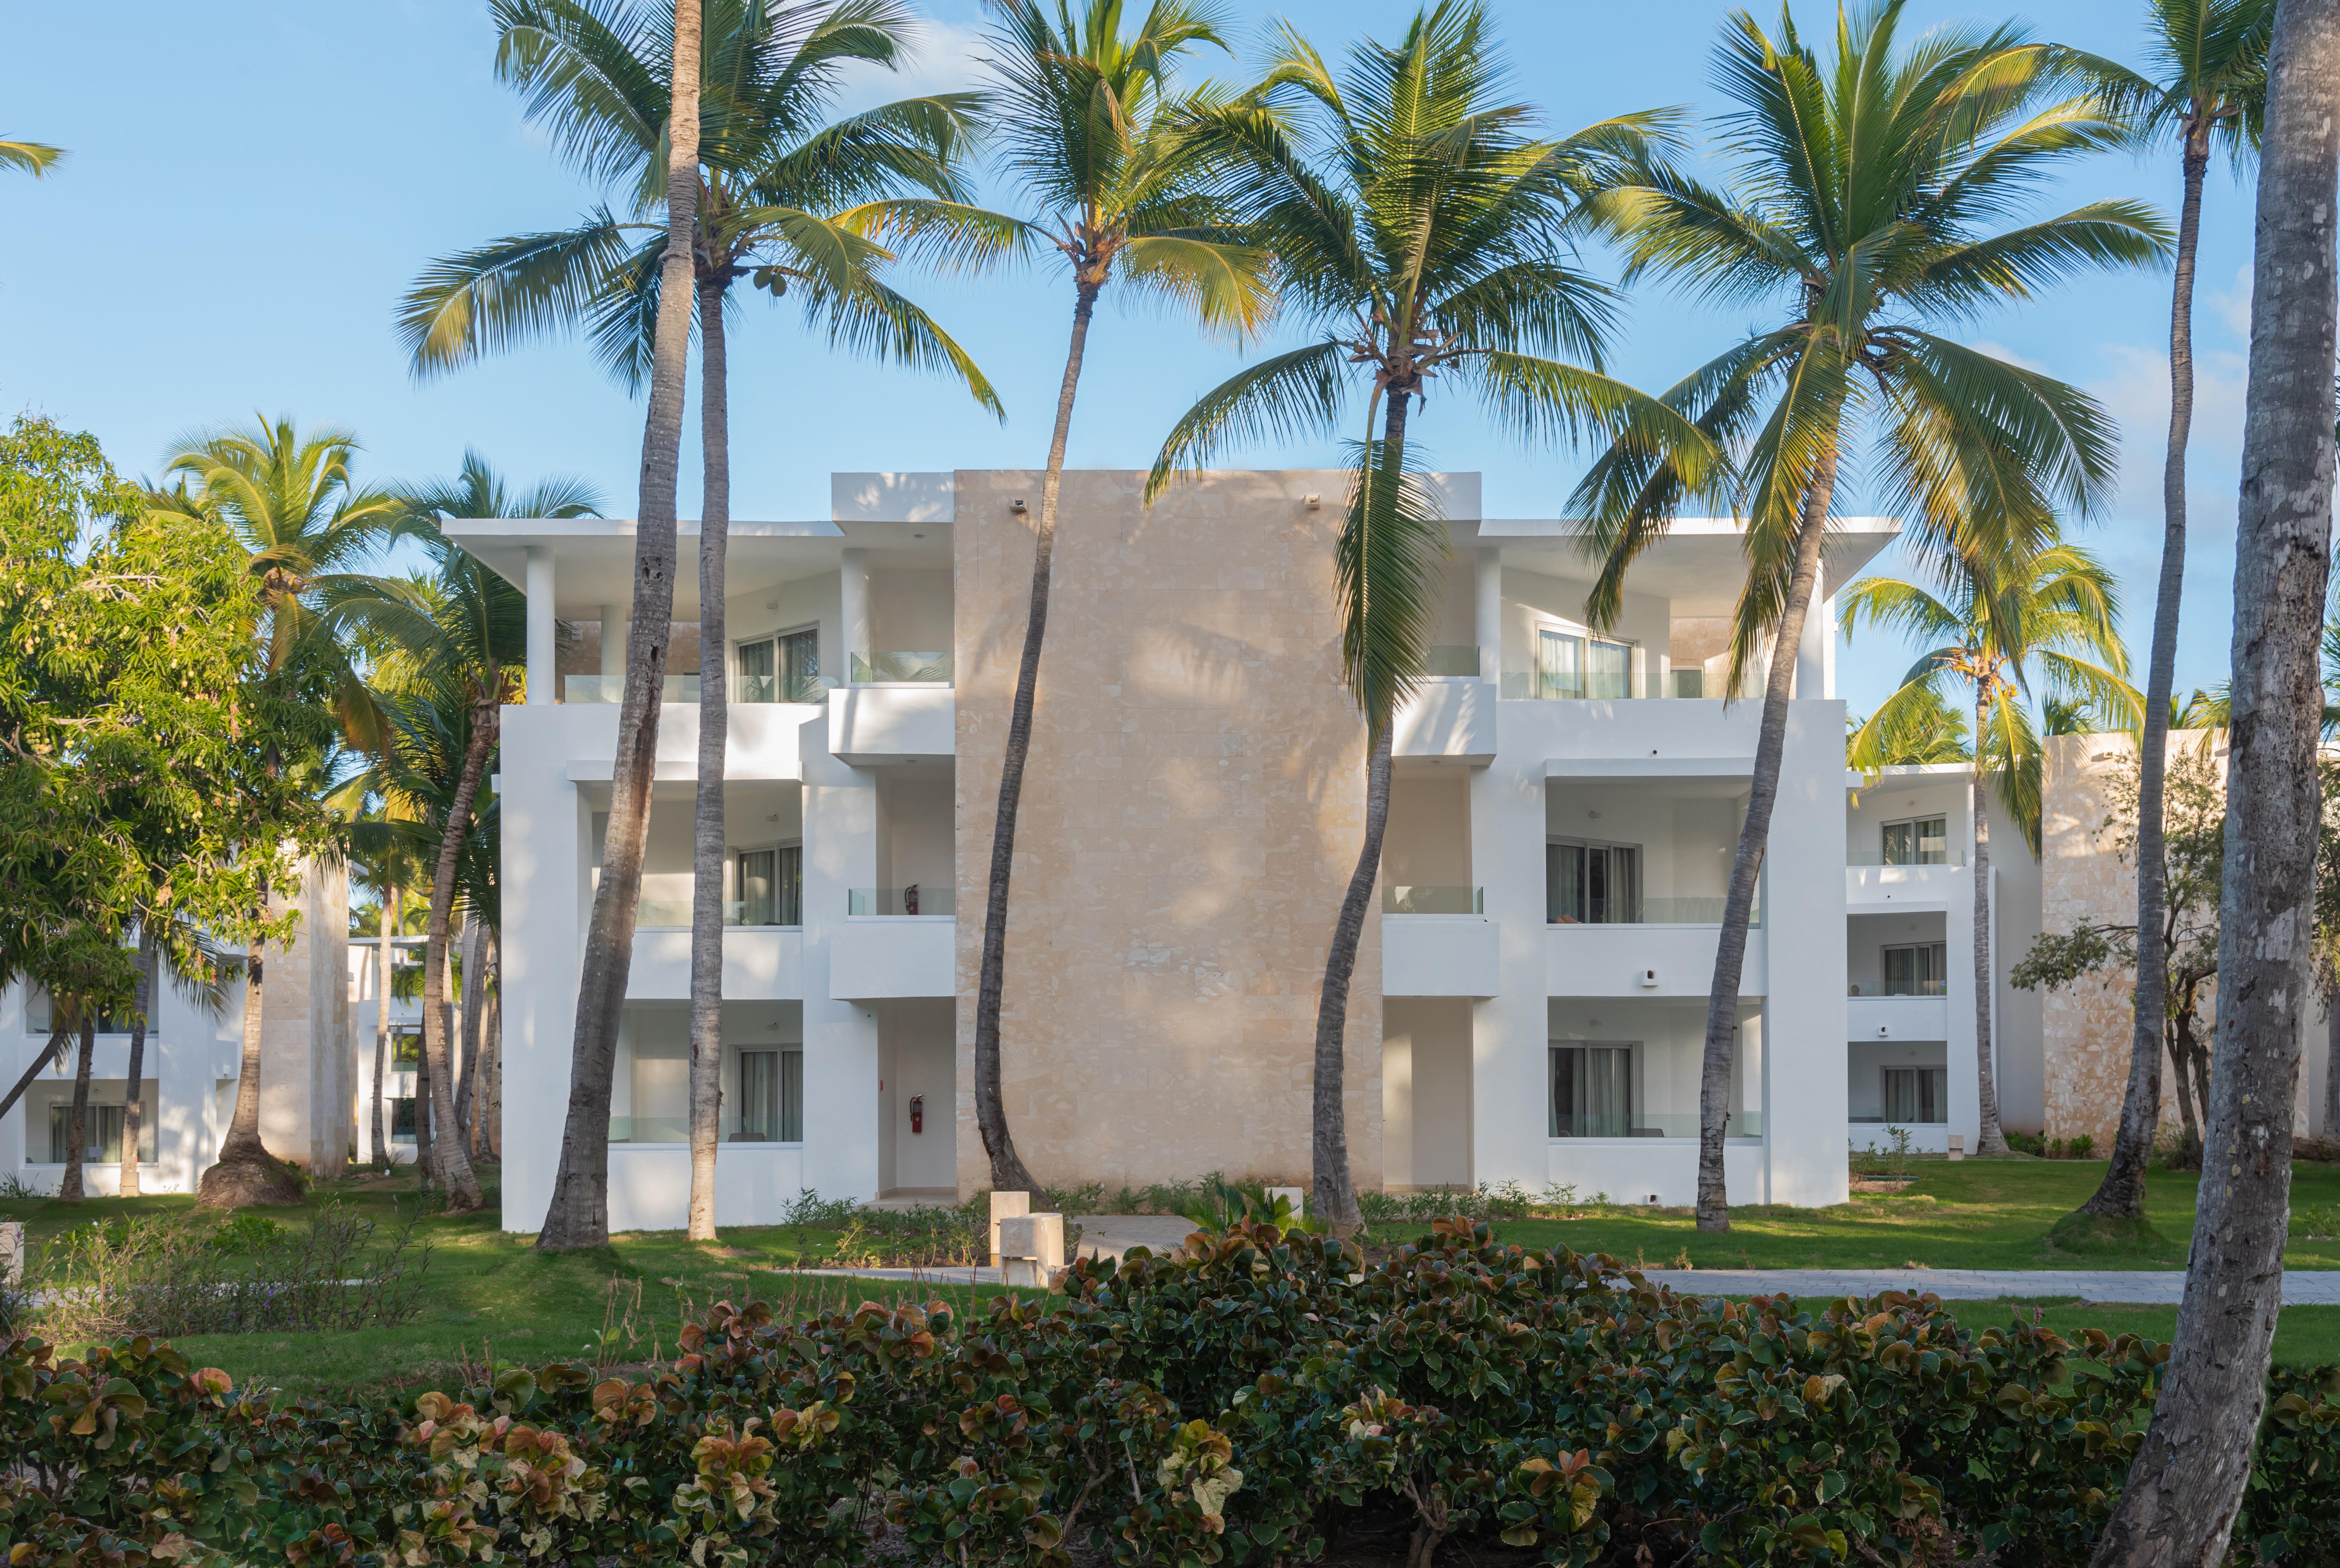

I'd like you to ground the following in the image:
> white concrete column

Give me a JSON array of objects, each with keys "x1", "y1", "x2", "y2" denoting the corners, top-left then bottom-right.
[
  {"x1": 803, "y1": 717, "x2": 882, "y2": 1201},
  {"x1": 1474, "y1": 548, "x2": 1502, "y2": 685},
  {"x1": 599, "y1": 603, "x2": 626, "y2": 682},
  {"x1": 839, "y1": 547, "x2": 871, "y2": 683},
  {"x1": 1795, "y1": 562, "x2": 1830, "y2": 699},
  {"x1": 524, "y1": 548, "x2": 556, "y2": 706}
]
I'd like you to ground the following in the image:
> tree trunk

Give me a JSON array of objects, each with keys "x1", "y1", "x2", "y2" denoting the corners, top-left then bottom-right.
[
  {"x1": 2166, "y1": 1022, "x2": 2203, "y2": 1158},
  {"x1": 688, "y1": 277, "x2": 731, "y2": 1243},
  {"x1": 537, "y1": 0, "x2": 702, "y2": 1251},
  {"x1": 1310, "y1": 391, "x2": 1415, "y2": 1236},
  {"x1": 456, "y1": 916, "x2": 484, "y2": 1164},
  {"x1": 199, "y1": 910, "x2": 301, "y2": 1207},
  {"x1": 973, "y1": 278, "x2": 1102, "y2": 1202},
  {"x1": 1971, "y1": 697, "x2": 2009, "y2": 1155},
  {"x1": 120, "y1": 932, "x2": 155, "y2": 1198},
  {"x1": 2094, "y1": 0, "x2": 2340, "y2": 1551},
  {"x1": 59, "y1": 1014, "x2": 94, "y2": 1203},
  {"x1": 415, "y1": 1044, "x2": 433, "y2": 1182},
  {"x1": 421, "y1": 695, "x2": 495, "y2": 1214},
  {"x1": 372, "y1": 888, "x2": 394, "y2": 1167},
  {"x1": 2326, "y1": 987, "x2": 2340, "y2": 1138},
  {"x1": 1695, "y1": 445, "x2": 1839, "y2": 1231},
  {"x1": 2088, "y1": 136, "x2": 2211, "y2": 1222},
  {"x1": 0, "y1": 1022, "x2": 71, "y2": 1123},
  {"x1": 483, "y1": 932, "x2": 503, "y2": 1160}
]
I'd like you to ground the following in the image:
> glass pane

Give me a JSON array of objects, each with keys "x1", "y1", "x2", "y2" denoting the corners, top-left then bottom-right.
[
  {"x1": 1882, "y1": 821, "x2": 1913, "y2": 865},
  {"x1": 1883, "y1": 947, "x2": 1915, "y2": 995},
  {"x1": 736, "y1": 638, "x2": 776, "y2": 704},
  {"x1": 782, "y1": 629, "x2": 820, "y2": 702},
  {"x1": 782, "y1": 1049, "x2": 803, "y2": 1143},
  {"x1": 1538, "y1": 630, "x2": 1584, "y2": 700},
  {"x1": 627, "y1": 1040, "x2": 688, "y2": 1143},
  {"x1": 1670, "y1": 668, "x2": 1705, "y2": 698},
  {"x1": 1917, "y1": 817, "x2": 1948, "y2": 864},
  {"x1": 736, "y1": 850, "x2": 776, "y2": 927},
  {"x1": 777, "y1": 845, "x2": 803, "y2": 926},
  {"x1": 1611, "y1": 846, "x2": 1639, "y2": 922},
  {"x1": 736, "y1": 1050, "x2": 779, "y2": 1141},
  {"x1": 1587, "y1": 640, "x2": 1631, "y2": 699},
  {"x1": 1547, "y1": 842, "x2": 1584, "y2": 923},
  {"x1": 1553, "y1": 1046, "x2": 1633, "y2": 1136}
]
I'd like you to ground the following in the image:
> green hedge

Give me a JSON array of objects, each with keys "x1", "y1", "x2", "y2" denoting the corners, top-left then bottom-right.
[{"x1": 3, "y1": 1218, "x2": 2336, "y2": 1565}]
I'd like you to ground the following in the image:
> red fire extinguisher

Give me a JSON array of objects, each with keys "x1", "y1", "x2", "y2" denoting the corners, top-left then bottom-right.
[{"x1": 909, "y1": 1095, "x2": 924, "y2": 1135}]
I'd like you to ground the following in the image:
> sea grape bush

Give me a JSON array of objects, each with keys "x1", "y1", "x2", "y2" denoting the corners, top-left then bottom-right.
[{"x1": 1, "y1": 1216, "x2": 2336, "y2": 1565}]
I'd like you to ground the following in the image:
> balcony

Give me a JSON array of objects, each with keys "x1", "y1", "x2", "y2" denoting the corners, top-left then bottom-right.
[
  {"x1": 564, "y1": 674, "x2": 833, "y2": 704},
  {"x1": 1848, "y1": 993, "x2": 1949, "y2": 1042},
  {"x1": 1381, "y1": 887, "x2": 1497, "y2": 997},
  {"x1": 1846, "y1": 859, "x2": 1965, "y2": 907},
  {"x1": 1547, "y1": 922, "x2": 1767, "y2": 997},
  {"x1": 829, "y1": 680, "x2": 953, "y2": 764},
  {"x1": 831, "y1": 900, "x2": 956, "y2": 999},
  {"x1": 850, "y1": 650, "x2": 952, "y2": 684},
  {"x1": 625, "y1": 926, "x2": 803, "y2": 999},
  {"x1": 1393, "y1": 663, "x2": 1496, "y2": 764}
]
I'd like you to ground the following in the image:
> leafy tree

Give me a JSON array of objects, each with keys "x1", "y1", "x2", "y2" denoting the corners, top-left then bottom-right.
[
  {"x1": 1146, "y1": 0, "x2": 1701, "y2": 1230},
  {"x1": 1842, "y1": 541, "x2": 2136, "y2": 1155},
  {"x1": 409, "y1": 0, "x2": 1000, "y2": 1243},
  {"x1": 2070, "y1": 0, "x2": 2273, "y2": 1233},
  {"x1": 2011, "y1": 742, "x2": 2223, "y2": 1160},
  {"x1": 965, "y1": 0, "x2": 1274, "y2": 1201},
  {"x1": 2094, "y1": 0, "x2": 2340, "y2": 1547},
  {"x1": 1570, "y1": 0, "x2": 2164, "y2": 1230}
]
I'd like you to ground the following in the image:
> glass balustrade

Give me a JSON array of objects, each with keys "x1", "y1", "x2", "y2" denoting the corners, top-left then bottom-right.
[
  {"x1": 1422, "y1": 646, "x2": 1481, "y2": 678},
  {"x1": 626, "y1": 898, "x2": 800, "y2": 929},
  {"x1": 1382, "y1": 885, "x2": 1484, "y2": 914},
  {"x1": 1846, "y1": 846, "x2": 1967, "y2": 867},
  {"x1": 1549, "y1": 1111, "x2": 1763, "y2": 1139},
  {"x1": 564, "y1": 673, "x2": 836, "y2": 704},
  {"x1": 731, "y1": 671, "x2": 832, "y2": 704},
  {"x1": 849, "y1": 651, "x2": 954, "y2": 684},
  {"x1": 1547, "y1": 897, "x2": 1760, "y2": 926},
  {"x1": 847, "y1": 885, "x2": 955, "y2": 916},
  {"x1": 608, "y1": 1114, "x2": 806, "y2": 1144}
]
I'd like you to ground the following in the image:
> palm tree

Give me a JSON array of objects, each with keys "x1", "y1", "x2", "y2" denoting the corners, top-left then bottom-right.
[
  {"x1": 2096, "y1": 0, "x2": 2340, "y2": 1548},
  {"x1": 405, "y1": 0, "x2": 1003, "y2": 1243},
  {"x1": 353, "y1": 456, "x2": 601, "y2": 1213},
  {"x1": 966, "y1": 0, "x2": 1274, "y2": 1200},
  {"x1": 1573, "y1": 0, "x2": 2167, "y2": 1230},
  {"x1": 1850, "y1": 685, "x2": 1971, "y2": 764},
  {"x1": 1146, "y1": 0, "x2": 1708, "y2": 1230},
  {"x1": 158, "y1": 417, "x2": 404, "y2": 1207},
  {"x1": 1843, "y1": 540, "x2": 2137, "y2": 1153},
  {"x1": 0, "y1": 139, "x2": 62, "y2": 177},
  {"x1": 2065, "y1": 0, "x2": 2271, "y2": 1225}
]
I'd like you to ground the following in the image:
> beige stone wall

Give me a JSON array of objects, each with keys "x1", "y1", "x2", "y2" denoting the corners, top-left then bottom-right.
[{"x1": 952, "y1": 470, "x2": 1382, "y2": 1196}]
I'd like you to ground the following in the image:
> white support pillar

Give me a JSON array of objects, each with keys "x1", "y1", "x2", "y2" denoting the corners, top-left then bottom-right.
[
  {"x1": 599, "y1": 603, "x2": 626, "y2": 682},
  {"x1": 1795, "y1": 561, "x2": 1830, "y2": 699},
  {"x1": 839, "y1": 547, "x2": 871, "y2": 684},
  {"x1": 524, "y1": 547, "x2": 556, "y2": 706},
  {"x1": 1474, "y1": 547, "x2": 1502, "y2": 686}
]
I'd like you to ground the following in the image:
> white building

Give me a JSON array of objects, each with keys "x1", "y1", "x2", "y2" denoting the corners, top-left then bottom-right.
[{"x1": 460, "y1": 472, "x2": 1902, "y2": 1232}]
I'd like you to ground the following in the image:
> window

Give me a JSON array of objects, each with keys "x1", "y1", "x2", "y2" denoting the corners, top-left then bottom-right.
[
  {"x1": 1550, "y1": 1045, "x2": 1634, "y2": 1137},
  {"x1": 391, "y1": 1096, "x2": 419, "y2": 1143},
  {"x1": 1535, "y1": 627, "x2": 1634, "y2": 699},
  {"x1": 734, "y1": 845, "x2": 803, "y2": 926},
  {"x1": 737, "y1": 628, "x2": 820, "y2": 703},
  {"x1": 25, "y1": 990, "x2": 131, "y2": 1036},
  {"x1": 1547, "y1": 840, "x2": 1640, "y2": 924},
  {"x1": 1669, "y1": 668, "x2": 1705, "y2": 698},
  {"x1": 1882, "y1": 815, "x2": 1949, "y2": 865},
  {"x1": 733, "y1": 1048, "x2": 803, "y2": 1142},
  {"x1": 1882, "y1": 942, "x2": 1948, "y2": 996},
  {"x1": 45, "y1": 1103, "x2": 155, "y2": 1164},
  {"x1": 1881, "y1": 1067, "x2": 1947, "y2": 1124},
  {"x1": 391, "y1": 1027, "x2": 421, "y2": 1067}
]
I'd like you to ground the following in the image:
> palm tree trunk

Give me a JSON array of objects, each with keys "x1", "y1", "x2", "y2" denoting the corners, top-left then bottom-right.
[
  {"x1": 120, "y1": 932, "x2": 155, "y2": 1197},
  {"x1": 415, "y1": 1045, "x2": 434, "y2": 1181},
  {"x1": 688, "y1": 277, "x2": 731, "y2": 1243},
  {"x1": 421, "y1": 695, "x2": 495, "y2": 1214},
  {"x1": 483, "y1": 932, "x2": 503, "y2": 1160},
  {"x1": 456, "y1": 917, "x2": 484, "y2": 1163},
  {"x1": 537, "y1": 0, "x2": 702, "y2": 1251},
  {"x1": 372, "y1": 890, "x2": 393, "y2": 1168},
  {"x1": 1970, "y1": 694, "x2": 2008, "y2": 1154},
  {"x1": 1694, "y1": 445, "x2": 1839, "y2": 1231},
  {"x1": 59, "y1": 1014, "x2": 94, "y2": 1203},
  {"x1": 2088, "y1": 135, "x2": 2211, "y2": 1222},
  {"x1": 0, "y1": 1021, "x2": 70, "y2": 1125},
  {"x1": 199, "y1": 893, "x2": 301, "y2": 1207},
  {"x1": 974, "y1": 278, "x2": 1102, "y2": 1201},
  {"x1": 2095, "y1": 0, "x2": 2340, "y2": 1551},
  {"x1": 2326, "y1": 988, "x2": 2340, "y2": 1139}
]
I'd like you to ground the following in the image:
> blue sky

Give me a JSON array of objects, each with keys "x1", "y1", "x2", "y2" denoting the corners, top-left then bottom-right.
[{"x1": 1, "y1": 0, "x2": 2250, "y2": 720}]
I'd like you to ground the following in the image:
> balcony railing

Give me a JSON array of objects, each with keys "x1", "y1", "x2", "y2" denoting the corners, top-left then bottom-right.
[
  {"x1": 1852, "y1": 980, "x2": 1948, "y2": 997},
  {"x1": 607, "y1": 1114, "x2": 805, "y2": 1144},
  {"x1": 1422, "y1": 646, "x2": 1481, "y2": 678},
  {"x1": 1847, "y1": 847, "x2": 1967, "y2": 867},
  {"x1": 848, "y1": 884, "x2": 955, "y2": 917},
  {"x1": 849, "y1": 651, "x2": 953, "y2": 684},
  {"x1": 1383, "y1": 884, "x2": 1484, "y2": 915},
  {"x1": 628, "y1": 899, "x2": 802, "y2": 929},
  {"x1": 565, "y1": 674, "x2": 833, "y2": 704},
  {"x1": 1551, "y1": 1111, "x2": 1764, "y2": 1139},
  {"x1": 1549, "y1": 897, "x2": 1759, "y2": 926}
]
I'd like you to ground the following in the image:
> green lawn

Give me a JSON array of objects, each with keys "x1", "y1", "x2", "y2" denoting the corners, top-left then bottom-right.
[
  {"x1": 6, "y1": 1158, "x2": 2338, "y2": 1398},
  {"x1": 1491, "y1": 1156, "x2": 2340, "y2": 1271}
]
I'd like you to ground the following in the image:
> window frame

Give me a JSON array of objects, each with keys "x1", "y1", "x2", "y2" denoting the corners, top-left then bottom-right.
[
  {"x1": 1546, "y1": 837, "x2": 1643, "y2": 925},
  {"x1": 1548, "y1": 1041, "x2": 1639, "y2": 1138},
  {"x1": 1533, "y1": 620, "x2": 1636, "y2": 700},
  {"x1": 1880, "y1": 814, "x2": 1950, "y2": 866}
]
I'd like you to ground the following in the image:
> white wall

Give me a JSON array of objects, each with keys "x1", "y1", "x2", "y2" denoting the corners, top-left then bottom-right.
[
  {"x1": 876, "y1": 769, "x2": 955, "y2": 897},
  {"x1": 1544, "y1": 783, "x2": 1739, "y2": 904},
  {"x1": 1847, "y1": 1039, "x2": 1949, "y2": 1121},
  {"x1": 1384, "y1": 997, "x2": 1472, "y2": 1188},
  {"x1": 1846, "y1": 773, "x2": 1968, "y2": 862},
  {"x1": 1386, "y1": 773, "x2": 1471, "y2": 886},
  {"x1": 1503, "y1": 567, "x2": 1671, "y2": 696},
  {"x1": 870, "y1": 569, "x2": 953, "y2": 655},
  {"x1": 878, "y1": 998, "x2": 955, "y2": 1193}
]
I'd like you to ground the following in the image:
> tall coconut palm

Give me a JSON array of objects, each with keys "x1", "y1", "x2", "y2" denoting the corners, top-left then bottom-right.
[
  {"x1": 1572, "y1": 0, "x2": 2167, "y2": 1230},
  {"x1": 404, "y1": 0, "x2": 1005, "y2": 1242},
  {"x1": 158, "y1": 417, "x2": 404, "y2": 1207},
  {"x1": 353, "y1": 456, "x2": 601, "y2": 1213},
  {"x1": 964, "y1": 0, "x2": 1274, "y2": 1200},
  {"x1": 1147, "y1": 0, "x2": 1709, "y2": 1230},
  {"x1": 2097, "y1": 0, "x2": 2340, "y2": 1548},
  {"x1": 2061, "y1": 0, "x2": 2271, "y2": 1226},
  {"x1": 1842, "y1": 539, "x2": 2138, "y2": 1152}
]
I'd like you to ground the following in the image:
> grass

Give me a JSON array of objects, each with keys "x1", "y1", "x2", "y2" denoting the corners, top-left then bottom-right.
[
  {"x1": 1491, "y1": 1156, "x2": 2340, "y2": 1271},
  {"x1": 6, "y1": 1158, "x2": 2338, "y2": 1396}
]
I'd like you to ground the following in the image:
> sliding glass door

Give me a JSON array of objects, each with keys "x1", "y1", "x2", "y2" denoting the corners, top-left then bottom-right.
[
  {"x1": 734, "y1": 628, "x2": 821, "y2": 703},
  {"x1": 1547, "y1": 839, "x2": 1641, "y2": 924},
  {"x1": 1536, "y1": 628, "x2": 1633, "y2": 699},
  {"x1": 1550, "y1": 1044, "x2": 1634, "y2": 1137}
]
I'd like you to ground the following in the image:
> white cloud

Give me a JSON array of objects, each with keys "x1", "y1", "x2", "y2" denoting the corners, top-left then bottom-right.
[
  {"x1": 835, "y1": 17, "x2": 989, "y2": 112},
  {"x1": 2211, "y1": 263, "x2": 2252, "y2": 346},
  {"x1": 2087, "y1": 340, "x2": 2247, "y2": 518}
]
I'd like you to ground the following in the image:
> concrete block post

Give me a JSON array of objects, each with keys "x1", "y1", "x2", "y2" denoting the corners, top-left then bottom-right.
[
  {"x1": 997, "y1": 1212, "x2": 1063, "y2": 1288},
  {"x1": 524, "y1": 547, "x2": 555, "y2": 706},
  {"x1": 989, "y1": 1188, "x2": 1029, "y2": 1268},
  {"x1": 0, "y1": 1221, "x2": 22, "y2": 1287}
]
